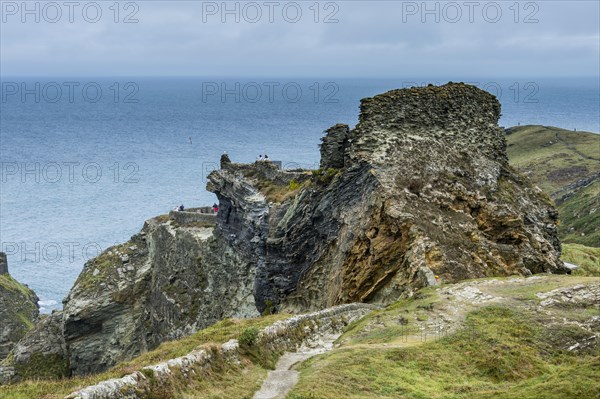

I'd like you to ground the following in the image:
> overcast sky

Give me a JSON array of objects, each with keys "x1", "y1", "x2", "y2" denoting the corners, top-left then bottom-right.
[{"x1": 1, "y1": 1, "x2": 598, "y2": 77}]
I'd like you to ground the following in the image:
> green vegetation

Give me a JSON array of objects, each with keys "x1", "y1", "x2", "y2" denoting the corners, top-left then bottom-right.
[
  {"x1": 238, "y1": 327, "x2": 259, "y2": 347},
  {"x1": 262, "y1": 298, "x2": 275, "y2": 316},
  {"x1": 3, "y1": 275, "x2": 598, "y2": 399},
  {"x1": 338, "y1": 287, "x2": 440, "y2": 346},
  {"x1": 0, "y1": 274, "x2": 34, "y2": 298},
  {"x1": 506, "y1": 125, "x2": 599, "y2": 247},
  {"x1": 13, "y1": 353, "x2": 70, "y2": 382},
  {"x1": 165, "y1": 356, "x2": 267, "y2": 399},
  {"x1": 289, "y1": 179, "x2": 301, "y2": 191},
  {"x1": 252, "y1": 176, "x2": 308, "y2": 203},
  {"x1": 557, "y1": 181, "x2": 600, "y2": 247},
  {"x1": 311, "y1": 168, "x2": 340, "y2": 185},
  {"x1": 562, "y1": 243, "x2": 600, "y2": 276},
  {"x1": 72, "y1": 250, "x2": 121, "y2": 291},
  {"x1": 296, "y1": 313, "x2": 596, "y2": 398},
  {"x1": 506, "y1": 125, "x2": 599, "y2": 195},
  {"x1": 0, "y1": 274, "x2": 38, "y2": 333},
  {"x1": 290, "y1": 281, "x2": 600, "y2": 399},
  {"x1": 0, "y1": 314, "x2": 288, "y2": 399}
]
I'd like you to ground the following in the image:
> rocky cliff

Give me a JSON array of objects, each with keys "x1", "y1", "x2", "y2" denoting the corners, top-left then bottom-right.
[
  {"x1": 65, "y1": 209, "x2": 259, "y2": 376},
  {"x1": 0, "y1": 83, "x2": 567, "y2": 382},
  {"x1": 209, "y1": 83, "x2": 566, "y2": 314},
  {"x1": 0, "y1": 253, "x2": 39, "y2": 362},
  {"x1": 0, "y1": 209, "x2": 258, "y2": 381}
]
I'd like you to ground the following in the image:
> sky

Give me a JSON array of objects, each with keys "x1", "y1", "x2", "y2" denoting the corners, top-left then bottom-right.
[{"x1": 0, "y1": 0, "x2": 599, "y2": 77}]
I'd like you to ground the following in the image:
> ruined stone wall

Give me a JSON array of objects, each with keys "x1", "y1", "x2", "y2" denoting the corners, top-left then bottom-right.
[
  {"x1": 0, "y1": 253, "x2": 8, "y2": 275},
  {"x1": 320, "y1": 123, "x2": 350, "y2": 169},
  {"x1": 349, "y1": 82, "x2": 506, "y2": 165}
]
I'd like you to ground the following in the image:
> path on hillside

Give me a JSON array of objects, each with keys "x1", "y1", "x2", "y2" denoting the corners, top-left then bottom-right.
[
  {"x1": 252, "y1": 334, "x2": 339, "y2": 399},
  {"x1": 251, "y1": 283, "x2": 491, "y2": 399},
  {"x1": 555, "y1": 131, "x2": 600, "y2": 161},
  {"x1": 252, "y1": 276, "x2": 598, "y2": 399}
]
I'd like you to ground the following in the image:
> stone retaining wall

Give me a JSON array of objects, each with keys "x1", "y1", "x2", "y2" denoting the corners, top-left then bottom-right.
[
  {"x1": 65, "y1": 303, "x2": 377, "y2": 399},
  {"x1": 169, "y1": 210, "x2": 216, "y2": 226}
]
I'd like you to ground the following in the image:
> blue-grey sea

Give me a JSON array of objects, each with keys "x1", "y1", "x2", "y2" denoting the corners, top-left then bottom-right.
[{"x1": 1, "y1": 77, "x2": 598, "y2": 312}]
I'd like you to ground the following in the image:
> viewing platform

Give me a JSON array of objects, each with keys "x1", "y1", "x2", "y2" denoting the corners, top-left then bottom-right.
[{"x1": 169, "y1": 207, "x2": 217, "y2": 227}]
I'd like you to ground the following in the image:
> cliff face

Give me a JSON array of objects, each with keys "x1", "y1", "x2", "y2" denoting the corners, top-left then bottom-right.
[
  {"x1": 60, "y1": 212, "x2": 257, "y2": 375},
  {"x1": 1, "y1": 211, "x2": 257, "y2": 380},
  {"x1": 0, "y1": 253, "x2": 39, "y2": 361},
  {"x1": 208, "y1": 83, "x2": 566, "y2": 313},
  {"x1": 0, "y1": 83, "x2": 567, "y2": 381}
]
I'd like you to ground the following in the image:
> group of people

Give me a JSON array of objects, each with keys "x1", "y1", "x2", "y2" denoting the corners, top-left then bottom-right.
[
  {"x1": 172, "y1": 153, "x2": 270, "y2": 217},
  {"x1": 256, "y1": 154, "x2": 270, "y2": 162},
  {"x1": 172, "y1": 204, "x2": 219, "y2": 214}
]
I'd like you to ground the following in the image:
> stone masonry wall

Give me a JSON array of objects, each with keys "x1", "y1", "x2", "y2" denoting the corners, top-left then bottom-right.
[{"x1": 65, "y1": 303, "x2": 376, "y2": 399}]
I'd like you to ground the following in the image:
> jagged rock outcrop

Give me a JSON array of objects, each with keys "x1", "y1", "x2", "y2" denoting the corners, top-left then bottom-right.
[
  {"x1": 1, "y1": 83, "x2": 567, "y2": 382},
  {"x1": 60, "y1": 211, "x2": 257, "y2": 375},
  {"x1": 208, "y1": 83, "x2": 566, "y2": 313},
  {"x1": 320, "y1": 124, "x2": 350, "y2": 169},
  {"x1": 0, "y1": 253, "x2": 39, "y2": 362},
  {"x1": 0, "y1": 311, "x2": 68, "y2": 384}
]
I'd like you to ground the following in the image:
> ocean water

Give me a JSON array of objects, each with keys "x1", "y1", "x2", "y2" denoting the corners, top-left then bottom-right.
[{"x1": 1, "y1": 77, "x2": 598, "y2": 312}]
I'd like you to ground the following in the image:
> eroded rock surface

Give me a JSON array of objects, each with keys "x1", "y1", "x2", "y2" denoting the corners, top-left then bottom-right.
[
  {"x1": 61, "y1": 211, "x2": 257, "y2": 375},
  {"x1": 0, "y1": 311, "x2": 68, "y2": 384},
  {"x1": 0, "y1": 253, "x2": 39, "y2": 362},
  {"x1": 208, "y1": 83, "x2": 566, "y2": 314}
]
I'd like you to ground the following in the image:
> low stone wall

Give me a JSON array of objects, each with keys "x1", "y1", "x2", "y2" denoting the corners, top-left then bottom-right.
[
  {"x1": 65, "y1": 303, "x2": 377, "y2": 399},
  {"x1": 169, "y1": 210, "x2": 216, "y2": 226}
]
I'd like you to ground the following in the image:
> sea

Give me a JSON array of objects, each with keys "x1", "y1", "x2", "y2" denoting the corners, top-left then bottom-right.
[{"x1": 1, "y1": 77, "x2": 598, "y2": 313}]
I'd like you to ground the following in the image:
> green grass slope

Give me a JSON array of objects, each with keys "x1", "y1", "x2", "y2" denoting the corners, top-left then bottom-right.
[
  {"x1": 289, "y1": 276, "x2": 600, "y2": 399},
  {"x1": 0, "y1": 314, "x2": 289, "y2": 399},
  {"x1": 3, "y1": 276, "x2": 597, "y2": 399},
  {"x1": 562, "y1": 243, "x2": 600, "y2": 276},
  {"x1": 506, "y1": 125, "x2": 599, "y2": 247}
]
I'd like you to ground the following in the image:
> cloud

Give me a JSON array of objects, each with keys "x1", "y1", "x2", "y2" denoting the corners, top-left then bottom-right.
[{"x1": 1, "y1": 1, "x2": 598, "y2": 77}]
